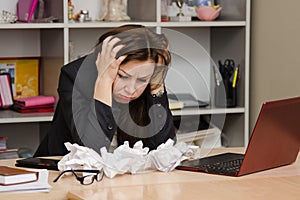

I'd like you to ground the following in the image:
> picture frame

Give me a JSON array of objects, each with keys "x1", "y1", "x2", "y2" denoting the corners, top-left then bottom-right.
[{"x1": 0, "y1": 57, "x2": 40, "y2": 99}]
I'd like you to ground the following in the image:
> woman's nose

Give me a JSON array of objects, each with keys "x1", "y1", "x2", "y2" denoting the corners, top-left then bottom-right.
[{"x1": 124, "y1": 79, "x2": 137, "y2": 95}]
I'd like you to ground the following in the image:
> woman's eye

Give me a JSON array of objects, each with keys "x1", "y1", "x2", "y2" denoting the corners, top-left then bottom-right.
[
  {"x1": 137, "y1": 78, "x2": 147, "y2": 83},
  {"x1": 118, "y1": 74, "x2": 128, "y2": 79}
]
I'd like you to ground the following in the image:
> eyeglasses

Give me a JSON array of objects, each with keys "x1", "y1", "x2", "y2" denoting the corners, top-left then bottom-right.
[{"x1": 53, "y1": 169, "x2": 104, "y2": 185}]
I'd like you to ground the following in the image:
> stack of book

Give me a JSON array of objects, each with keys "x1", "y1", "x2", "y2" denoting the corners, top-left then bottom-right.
[
  {"x1": 0, "y1": 137, "x2": 7, "y2": 151},
  {"x1": 0, "y1": 137, "x2": 19, "y2": 160},
  {"x1": 0, "y1": 149, "x2": 19, "y2": 160},
  {"x1": 13, "y1": 95, "x2": 55, "y2": 113},
  {"x1": 0, "y1": 166, "x2": 51, "y2": 192}
]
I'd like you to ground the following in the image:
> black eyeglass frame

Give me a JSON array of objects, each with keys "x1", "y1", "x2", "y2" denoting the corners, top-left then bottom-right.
[{"x1": 53, "y1": 169, "x2": 104, "y2": 185}]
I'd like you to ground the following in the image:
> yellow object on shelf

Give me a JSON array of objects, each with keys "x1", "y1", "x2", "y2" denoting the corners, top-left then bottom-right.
[{"x1": 0, "y1": 57, "x2": 40, "y2": 99}]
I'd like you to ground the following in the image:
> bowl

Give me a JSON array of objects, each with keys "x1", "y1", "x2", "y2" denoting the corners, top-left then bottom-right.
[{"x1": 196, "y1": 6, "x2": 222, "y2": 21}]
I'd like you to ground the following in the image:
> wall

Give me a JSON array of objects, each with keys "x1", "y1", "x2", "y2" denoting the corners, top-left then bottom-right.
[{"x1": 250, "y1": 0, "x2": 300, "y2": 131}]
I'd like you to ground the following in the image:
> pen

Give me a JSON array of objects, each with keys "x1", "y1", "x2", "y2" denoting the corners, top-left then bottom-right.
[{"x1": 232, "y1": 64, "x2": 239, "y2": 88}]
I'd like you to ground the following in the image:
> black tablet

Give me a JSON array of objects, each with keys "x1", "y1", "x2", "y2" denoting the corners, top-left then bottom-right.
[{"x1": 15, "y1": 157, "x2": 60, "y2": 171}]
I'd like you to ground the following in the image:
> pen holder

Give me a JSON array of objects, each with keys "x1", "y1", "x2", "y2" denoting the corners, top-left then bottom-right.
[
  {"x1": 214, "y1": 59, "x2": 239, "y2": 108},
  {"x1": 215, "y1": 80, "x2": 237, "y2": 108}
]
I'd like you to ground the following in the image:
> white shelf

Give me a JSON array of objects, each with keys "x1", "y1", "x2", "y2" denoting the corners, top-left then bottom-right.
[
  {"x1": 0, "y1": 21, "x2": 246, "y2": 30},
  {"x1": 0, "y1": 106, "x2": 245, "y2": 123},
  {"x1": 0, "y1": 110, "x2": 53, "y2": 124},
  {"x1": 159, "y1": 21, "x2": 246, "y2": 27},
  {"x1": 0, "y1": 23, "x2": 65, "y2": 29},
  {"x1": 171, "y1": 107, "x2": 245, "y2": 116},
  {"x1": 67, "y1": 21, "x2": 158, "y2": 28}
]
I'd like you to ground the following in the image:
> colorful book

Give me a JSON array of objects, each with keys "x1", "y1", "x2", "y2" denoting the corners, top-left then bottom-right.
[
  {"x1": 13, "y1": 106, "x2": 54, "y2": 113},
  {"x1": 0, "y1": 166, "x2": 38, "y2": 186},
  {"x1": 14, "y1": 95, "x2": 55, "y2": 108}
]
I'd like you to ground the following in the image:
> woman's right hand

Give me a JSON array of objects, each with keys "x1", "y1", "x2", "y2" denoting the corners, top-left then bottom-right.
[
  {"x1": 95, "y1": 36, "x2": 126, "y2": 84},
  {"x1": 94, "y1": 36, "x2": 126, "y2": 106}
]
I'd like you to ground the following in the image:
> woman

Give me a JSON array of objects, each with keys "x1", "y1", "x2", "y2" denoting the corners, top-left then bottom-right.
[{"x1": 34, "y1": 24, "x2": 176, "y2": 156}]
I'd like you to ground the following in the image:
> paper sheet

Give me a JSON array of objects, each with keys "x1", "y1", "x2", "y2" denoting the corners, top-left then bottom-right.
[{"x1": 58, "y1": 139, "x2": 198, "y2": 178}]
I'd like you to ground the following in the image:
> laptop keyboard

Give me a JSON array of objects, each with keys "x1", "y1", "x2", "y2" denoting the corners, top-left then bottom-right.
[{"x1": 199, "y1": 158, "x2": 243, "y2": 176}]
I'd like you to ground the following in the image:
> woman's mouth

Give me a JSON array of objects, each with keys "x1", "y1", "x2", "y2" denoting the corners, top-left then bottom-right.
[{"x1": 118, "y1": 94, "x2": 134, "y2": 101}]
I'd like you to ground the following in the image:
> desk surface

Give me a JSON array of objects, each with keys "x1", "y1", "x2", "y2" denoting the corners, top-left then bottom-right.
[{"x1": 0, "y1": 148, "x2": 299, "y2": 200}]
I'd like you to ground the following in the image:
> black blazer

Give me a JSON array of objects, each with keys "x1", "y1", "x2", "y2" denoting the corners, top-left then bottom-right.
[{"x1": 34, "y1": 53, "x2": 175, "y2": 156}]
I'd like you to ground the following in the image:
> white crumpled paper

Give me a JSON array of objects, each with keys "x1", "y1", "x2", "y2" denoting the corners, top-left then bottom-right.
[{"x1": 58, "y1": 139, "x2": 198, "y2": 178}]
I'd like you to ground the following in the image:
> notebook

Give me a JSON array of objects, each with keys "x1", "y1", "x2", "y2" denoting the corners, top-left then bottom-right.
[{"x1": 176, "y1": 96, "x2": 300, "y2": 176}]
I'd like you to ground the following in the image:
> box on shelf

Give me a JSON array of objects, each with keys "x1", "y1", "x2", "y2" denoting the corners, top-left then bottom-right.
[
  {"x1": 174, "y1": 116, "x2": 222, "y2": 148},
  {"x1": 169, "y1": 16, "x2": 192, "y2": 22}
]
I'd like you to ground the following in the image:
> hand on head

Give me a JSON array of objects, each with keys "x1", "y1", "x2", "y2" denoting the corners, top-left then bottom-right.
[{"x1": 95, "y1": 36, "x2": 127, "y2": 84}]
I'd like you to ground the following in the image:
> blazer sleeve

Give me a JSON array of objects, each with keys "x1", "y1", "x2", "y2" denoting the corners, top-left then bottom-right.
[{"x1": 58, "y1": 57, "x2": 115, "y2": 153}]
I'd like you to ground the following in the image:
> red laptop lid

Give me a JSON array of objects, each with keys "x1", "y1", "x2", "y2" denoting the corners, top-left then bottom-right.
[{"x1": 239, "y1": 96, "x2": 300, "y2": 176}]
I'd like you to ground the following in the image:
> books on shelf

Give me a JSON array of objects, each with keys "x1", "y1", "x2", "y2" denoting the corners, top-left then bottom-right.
[
  {"x1": 0, "y1": 166, "x2": 38, "y2": 186},
  {"x1": 169, "y1": 99, "x2": 184, "y2": 110},
  {"x1": 0, "y1": 168, "x2": 51, "y2": 193},
  {"x1": 0, "y1": 137, "x2": 19, "y2": 160},
  {"x1": 167, "y1": 93, "x2": 209, "y2": 110},
  {"x1": 176, "y1": 126, "x2": 220, "y2": 143},
  {"x1": 14, "y1": 95, "x2": 55, "y2": 107},
  {"x1": 0, "y1": 149, "x2": 19, "y2": 160},
  {"x1": 174, "y1": 116, "x2": 222, "y2": 148},
  {"x1": 13, "y1": 95, "x2": 55, "y2": 113},
  {"x1": 0, "y1": 73, "x2": 14, "y2": 109},
  {"x1": 0, "y1": 137, "x2": 8, "y2": 151}
]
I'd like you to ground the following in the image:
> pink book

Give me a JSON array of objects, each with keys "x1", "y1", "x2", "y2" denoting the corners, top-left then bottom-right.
[{"x1": 14, "y1": 95, "x2": 55, "y2": 108}]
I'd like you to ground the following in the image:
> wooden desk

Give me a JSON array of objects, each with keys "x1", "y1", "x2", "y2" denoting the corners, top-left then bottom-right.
[{"x1": 0, "y1": 148, "x2": 299, "y2": 200}]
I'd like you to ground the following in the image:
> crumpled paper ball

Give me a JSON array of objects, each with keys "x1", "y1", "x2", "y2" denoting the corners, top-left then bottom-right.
[{"x1": 58, "y1": 139, "x2": 198, "y2": 178}]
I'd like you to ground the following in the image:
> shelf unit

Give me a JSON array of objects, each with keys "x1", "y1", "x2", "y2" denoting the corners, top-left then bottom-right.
[{"x1": 0, "y1": 0, "x2": 250, "y2": 152}]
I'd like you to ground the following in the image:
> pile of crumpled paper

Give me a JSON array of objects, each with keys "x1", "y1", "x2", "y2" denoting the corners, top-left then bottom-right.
[{"x1": 57, "y1": 139, "x2": 199, "y2": 178}]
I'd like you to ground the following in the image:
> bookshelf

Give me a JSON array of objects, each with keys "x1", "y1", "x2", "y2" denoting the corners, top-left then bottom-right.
[{"x1": 0, "y1": 0, "x2": 251, "y2": 152}]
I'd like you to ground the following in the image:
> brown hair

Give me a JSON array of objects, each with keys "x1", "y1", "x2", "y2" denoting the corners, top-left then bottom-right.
[{"x1": 95, "y1": 24, "x2": 171, "y2": 67}]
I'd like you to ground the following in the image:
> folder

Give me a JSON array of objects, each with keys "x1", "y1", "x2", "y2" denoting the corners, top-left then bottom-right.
[{"x1": 17, "y1": 0, "x2": 39, "y2": 23}]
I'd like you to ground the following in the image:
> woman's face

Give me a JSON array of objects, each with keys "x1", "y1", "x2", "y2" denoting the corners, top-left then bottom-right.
[{"x1": 113, "y1": 60, "x2": 155, "y2": 103}]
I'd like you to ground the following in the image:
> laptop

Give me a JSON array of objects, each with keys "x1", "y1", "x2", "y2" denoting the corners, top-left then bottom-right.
[{"x1": 176, "y1": 96, "x2": 300, "y2": 176}]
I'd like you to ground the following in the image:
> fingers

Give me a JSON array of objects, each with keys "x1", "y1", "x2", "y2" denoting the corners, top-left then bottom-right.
[
  {"x1": 109, "y1": 55, "x2": 128, "y2": 75},
  {"x1": 102, "y1": 36, "x2": 122, "y2": 59},
  {"x1": 115, "y1": 55, "x2": 127, "y2": 66}
]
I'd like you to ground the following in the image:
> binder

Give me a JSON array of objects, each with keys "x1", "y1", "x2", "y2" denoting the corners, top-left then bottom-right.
[{"x1": 0, "y1": 73, "x2": 14, "y2": 109}]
